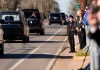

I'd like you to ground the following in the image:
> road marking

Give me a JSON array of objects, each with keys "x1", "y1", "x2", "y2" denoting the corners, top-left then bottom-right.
[
  {"x1": 42, "y1": 53, "x2": 51, "y2": 55},
  {"x1": 9, "y1": 26, "x2": 66, "y2": 70},
  {"x1": 45, "y1": 36, "x2": 68, "y2": 70},
  {"x1": 64, "y1": 36, "x2": 68, "y2": 42},
  {"x1": 45, "y1": 47, "x2": 63, "y2": 70}
]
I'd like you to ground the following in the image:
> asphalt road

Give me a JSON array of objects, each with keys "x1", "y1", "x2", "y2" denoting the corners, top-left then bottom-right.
[{"x1": 0, "y1": 21, "x2": 67, "y2": 70}]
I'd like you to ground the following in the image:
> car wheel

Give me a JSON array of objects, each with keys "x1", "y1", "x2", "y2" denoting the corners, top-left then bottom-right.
[
  {"x1": 63, "y1": 21, "x2": 67, "y2": 25},
  {"x1": 0, "y1": 43, "x2": 4, "y2": 55},
  {"x1": 40, "y1": 31, "x2": 45, "y2": 35},
  {"x1": 60, "y1": 22, "x2": 62, "y2": 25},
  {"x1": 23, "y1": 36, "x2": 29, "y2": 43},
  {"x1": 49, "y1": 22, "x2": 51, "y2": 25}
]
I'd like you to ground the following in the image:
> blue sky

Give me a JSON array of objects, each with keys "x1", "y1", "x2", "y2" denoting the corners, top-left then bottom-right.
[{"x1": 56, "y1": 0, "x2": 73, "y2": 14}]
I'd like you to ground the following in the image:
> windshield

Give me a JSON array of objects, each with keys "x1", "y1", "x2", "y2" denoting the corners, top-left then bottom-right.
[
  {"x1": 0, "y1": 13, "x2": 20, "y2": 22},
  {"x1": 50, "y1": 14, "x2": 60, "y2": 17},
  {"x1": 60, "y1": 13, "x2": 65, "y2": 16},
  {"x1": 30, "y1": 13, "x2": 40, "y2": 19},
  {"x1": 24, "y1": 12, "x2": 40, "y2": 19}
]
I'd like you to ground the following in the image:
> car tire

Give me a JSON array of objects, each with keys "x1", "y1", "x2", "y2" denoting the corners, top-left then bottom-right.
[
  {"x1": 0, "y1": 43, "x2": 4, "y2": 55},
  {"x1": 60, "y1": 22, "x2": 62, "y2": 25},
  {"x1": 40, "y1": 31, "x2": 45, "y2": 35},
  {"x1": 63, "y1": 21, "x2": 66, "y2": 25},
  {"x1": 49, "y1": 22, "x2": 51, "y2": 25},
  {"x1": 23, "y1": 36, "x2": 29, "y2": 43}
]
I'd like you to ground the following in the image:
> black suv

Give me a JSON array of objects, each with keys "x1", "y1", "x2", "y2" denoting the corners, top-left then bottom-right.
[
  {"x1": 22, "y1": 9, "x2": 45, "y2": 35},
  {"x1": 0, "y1": 11, "x2": 30, "y2": 42},
  {"x1": 49, "y1": 13, "x2": 63, "y2": 25},
  {"x1": 0, "y1": 11, "x2": 29, "y2": 55},
  {"x1": 60, "y1": 13, "x2": 66, "y2": 25}
]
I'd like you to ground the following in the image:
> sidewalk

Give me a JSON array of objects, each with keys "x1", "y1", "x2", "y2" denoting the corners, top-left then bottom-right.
[
  {"x1": 52, "y1": 47, "x2": 90, "y2": 70},
  {"x1": 52, "y1": 36, "x2": 90, "y2": 70}
]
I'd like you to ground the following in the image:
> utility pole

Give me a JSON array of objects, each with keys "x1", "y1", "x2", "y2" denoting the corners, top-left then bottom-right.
[{"x1": 41, "y1": 0, "x2": 43, "y2": 13}]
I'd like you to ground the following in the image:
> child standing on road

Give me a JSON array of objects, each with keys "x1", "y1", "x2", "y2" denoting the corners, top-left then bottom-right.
[{"x1": 67, "y1": 15, "x2": 76, "y2": 53}]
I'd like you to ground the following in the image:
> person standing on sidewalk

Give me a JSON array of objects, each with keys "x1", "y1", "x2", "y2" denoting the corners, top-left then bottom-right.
[
  {"x1": 67, "y1": 15, "x2": 76, "y2": 53},
  {"x1": 75, "y1": 10, "x2": 86, "y2": 49}
]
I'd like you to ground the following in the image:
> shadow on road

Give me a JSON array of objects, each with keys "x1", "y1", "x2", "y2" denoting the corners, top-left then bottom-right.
[
  {"x1": 5, "y1": 41, "x2": 64, "y2": 43},
  {"x1": 0, "y1": 54, "x2": 73, "y2": 59},
  {"x1": 44, "y1": 34, "x2": 67, "y2": 36},
  {"x1": 30, "y1": 33, "x2": 67, "y2": 36}
]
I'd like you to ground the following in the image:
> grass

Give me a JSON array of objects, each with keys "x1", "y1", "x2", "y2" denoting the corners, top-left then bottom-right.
[{"x1": 76, "y1": 50, "x2": 90, "y2": 57}]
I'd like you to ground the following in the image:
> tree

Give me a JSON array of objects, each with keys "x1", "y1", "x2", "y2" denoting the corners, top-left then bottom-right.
[
  {"x1": 0, "y1": 0, "x2": 60, "y2": 17},
  {"x1": 68, "y1": 0, "x2": 77, "y2": 15},
  {"x1": 86, "y1": 0, "x2": 92, "y2": 6}
]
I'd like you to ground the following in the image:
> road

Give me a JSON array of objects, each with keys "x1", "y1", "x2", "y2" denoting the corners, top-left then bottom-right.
[{"x1": 0, "y1": 21, "x2": 67, "y2": 70}]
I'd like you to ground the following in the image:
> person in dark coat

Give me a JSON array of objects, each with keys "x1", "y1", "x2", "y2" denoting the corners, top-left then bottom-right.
[
  {"x1": 67, "y1": 15, "x2": 76, "y2": 53},
  {"x1": 75, "y1": 10, "x2": 86, "y2": 49}
]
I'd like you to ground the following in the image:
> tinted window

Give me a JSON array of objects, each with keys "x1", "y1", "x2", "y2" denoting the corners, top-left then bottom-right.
[
  {"x1": 50, "y1": 14, "x2": 60, "y2": 17},
  {"x1": 60, "y1": 13, "x2": 65, "y2": 19},
  {"x1": 30, "y1": 13, "x2": 40, "y2": 19},
  {"x1": 60, "y1": 13, "x2": 65, "y2": 16},
  {"x1": 0, "y1": 13, "x2": 20, "y2": 22},
  {"x1": 24, "y1": 12, "x2": 40, "y2": 19}
]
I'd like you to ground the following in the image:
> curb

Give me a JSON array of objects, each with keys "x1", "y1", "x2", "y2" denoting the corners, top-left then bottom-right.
[
  {"x1": 45, "y1": 37, "x2": 68, "y2": 70},
  {"x1": 45, "y1": 46, "x2": 67, "y2": 70},
  {"x1": 73, "y1": 55, "x2": 90, "y2": 61},
  {"x1": 46, "y1": 47, "x2": 66, "y2": 70}
]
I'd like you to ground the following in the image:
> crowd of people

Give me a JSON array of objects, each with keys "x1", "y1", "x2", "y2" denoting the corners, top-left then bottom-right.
[
  {"x1": 67, "y1": 10, "x2": 86, "y2": 53},
  {"x1": 67, "y1": 0, "x2": 100, "y2": 53}
]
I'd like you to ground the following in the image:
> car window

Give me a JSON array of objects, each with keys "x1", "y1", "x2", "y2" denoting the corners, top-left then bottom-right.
[
  {"x1": 60, "y1": 13, "x2": 65, "y2": 16},
  {"x1": 1, "y1": 13, "x2": 20, "y2": 21},
  {"x1": 23, "y1": 11, "x2": 40, "y2": 19},
  {"x1": 50, "y1": 14, "x2": 60, "y2": 17},
  {"x1": 30, "y1": 13, "x2": 40, "y2": 19}
]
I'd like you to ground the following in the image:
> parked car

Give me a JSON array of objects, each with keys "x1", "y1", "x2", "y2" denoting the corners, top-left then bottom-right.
[
  {"x1": 22, "y1": 9, "x2": 45, "y2": 35},
  {"x1": 49, "y1": 13, "x2": 63, "y2": 25}
]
